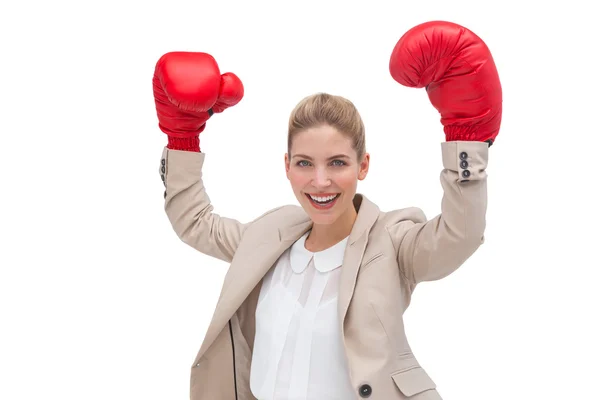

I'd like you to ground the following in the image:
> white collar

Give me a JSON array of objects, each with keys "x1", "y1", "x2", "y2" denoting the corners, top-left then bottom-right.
[{"x1": 289, "y1": 231, "x2": 349, "y2": 273}]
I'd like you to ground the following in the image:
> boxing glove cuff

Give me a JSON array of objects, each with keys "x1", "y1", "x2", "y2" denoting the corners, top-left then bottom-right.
[
  {"x1": 445, "y1": 125, "x2": 496, "y2": 146},
  {"x1": 167, "y1": 135, "x2": 200, "y2": 152}
]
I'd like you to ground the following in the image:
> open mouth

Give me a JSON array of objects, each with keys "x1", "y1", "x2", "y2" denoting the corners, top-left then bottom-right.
[{"x1": 305, "y1": 193, "x2": 341, "y2": 209}]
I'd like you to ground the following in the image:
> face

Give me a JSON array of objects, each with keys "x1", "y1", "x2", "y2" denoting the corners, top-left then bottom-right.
[{"x1": 285, "y1": 125, "x2": 369, "y2": 225}]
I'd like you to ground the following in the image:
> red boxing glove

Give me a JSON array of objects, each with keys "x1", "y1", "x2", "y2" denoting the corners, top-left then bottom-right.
[
  {"x1": 153, "y1": 52, "x2": 244, "y2": 152},
  {"x1": 389, "y1": 21, "x2": 502, "y2": 145}
]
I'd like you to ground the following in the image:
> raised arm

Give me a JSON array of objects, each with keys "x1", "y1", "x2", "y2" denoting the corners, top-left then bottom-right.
[
  {"x1": 391, "y1": 141, "x2": 488, "y2": 284},
  {"x1": 160, "y1": 149, "x2": 248, "y2": 263},
  {"x1": 388, "y1": 21, "x2": 502, "y2": 284},
  {"x1": 153, "y1": 51, "x2": 246, "y2": 263}
]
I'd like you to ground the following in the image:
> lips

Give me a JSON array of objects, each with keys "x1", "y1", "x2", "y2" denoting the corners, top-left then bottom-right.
[{"x1": 305, "y1": 193, "x2": 341, "y2": 210}]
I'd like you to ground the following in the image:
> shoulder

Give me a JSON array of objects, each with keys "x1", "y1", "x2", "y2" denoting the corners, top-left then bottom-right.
[
  {"x1": 380, "y1": 206, "x2": 427, "y2": 226},
  {"x1": 373, "y1": 205, "x2": 428, "y2": 243},
  {"x1": 245, "y1": 204, "x2": 307, "y2": 231},
  {"x1": 358, "y1": 194, "x2": 426, "y2": 227},
  {"x1": 252, "y1": 204, "x2": 305, "y2": 222},
  {"x1": 371, "y1": 204, "x2": 428, "y2": 251}
]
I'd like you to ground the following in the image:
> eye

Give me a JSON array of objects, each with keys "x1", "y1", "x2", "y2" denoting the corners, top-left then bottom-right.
[{"x1": 295, "y1": 159, "x2": 346, "y2": 167}]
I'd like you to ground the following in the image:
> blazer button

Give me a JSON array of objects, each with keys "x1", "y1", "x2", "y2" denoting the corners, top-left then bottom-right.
[
  {"x1": 459, "y1": 151, "x2": 468, "y2": 160},
  {"x1": 161, "y1": 158, "x2": 165, "y2": 165},
  {"x1": 164, "y1": 190, "x2": 167, "y2": 199},
  {"x1": 161, "y1": 165, "x2": 166, "y2": 174},
  {"x1": 462, "y1": 170, "x2": 471, "y2": 178},
  {"x1": 460, "y1": 160, "x2": 469, "y2": 169},
  {"x1": 359, "y1": 384, "x2": 372, "y2": 398}
]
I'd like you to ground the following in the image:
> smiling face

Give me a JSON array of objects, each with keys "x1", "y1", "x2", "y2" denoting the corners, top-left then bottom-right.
[{"x1": 285, "y1": 124, "x2": 369, "y2": 225}]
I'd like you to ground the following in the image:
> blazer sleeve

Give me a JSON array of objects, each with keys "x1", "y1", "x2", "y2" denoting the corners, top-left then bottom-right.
[
  {"x1": 392, "y1": 141, "x2": 489, "y2": 285},
  {"x1": 159, "y1": 147, "x2": 279, "y2": 263}
]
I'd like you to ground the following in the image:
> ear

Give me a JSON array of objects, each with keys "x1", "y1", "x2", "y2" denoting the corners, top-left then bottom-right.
[
  {"x1": 358, "y1": 153, "x2": 370, "y2": 181},
  {"x1": 284, "y1": 153, "x2": 291, "y2": 179}
]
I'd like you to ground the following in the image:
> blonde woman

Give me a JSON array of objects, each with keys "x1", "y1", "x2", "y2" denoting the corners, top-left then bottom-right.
[{"x1": 154, "y1": 20, "x2": 501, "y2": 400}]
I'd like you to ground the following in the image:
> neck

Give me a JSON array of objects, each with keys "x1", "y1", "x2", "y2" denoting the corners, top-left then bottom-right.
[{"x1": 305, "y1": 204, "x2": 358, "y2": 252}]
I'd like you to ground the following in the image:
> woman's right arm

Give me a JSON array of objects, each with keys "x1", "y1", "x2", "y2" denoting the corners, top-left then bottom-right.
[
  {"x1": 160, "y1": 148, "x2": 246, "y2": 263},
  {"x1": 153, "y1": 51, "x2": 246, "y2": 262}
]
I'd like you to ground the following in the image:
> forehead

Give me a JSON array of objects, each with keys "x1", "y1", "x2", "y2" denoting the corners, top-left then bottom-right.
[{"x1": 291, "y1": 126, "x2": 354, "y2": 157}]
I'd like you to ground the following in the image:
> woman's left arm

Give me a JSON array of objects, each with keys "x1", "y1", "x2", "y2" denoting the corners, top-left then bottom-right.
[{"x1": 391, "y1": 140, "x2": 489, "y2": 285}]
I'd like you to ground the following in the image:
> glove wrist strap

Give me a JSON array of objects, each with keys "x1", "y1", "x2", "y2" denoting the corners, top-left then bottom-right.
[{"x1": 167, "y1": 135, "x2": 200, "y2": 152}]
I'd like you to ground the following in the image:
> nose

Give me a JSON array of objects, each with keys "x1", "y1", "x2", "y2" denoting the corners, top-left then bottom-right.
[{"x1": 311, "y1": 167, "x2": 331, "y2": 188}]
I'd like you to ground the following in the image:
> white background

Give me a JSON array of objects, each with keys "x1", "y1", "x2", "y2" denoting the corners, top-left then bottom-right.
[{"x1": 1, "y1": 0, "x2": 599, "y2": 399}]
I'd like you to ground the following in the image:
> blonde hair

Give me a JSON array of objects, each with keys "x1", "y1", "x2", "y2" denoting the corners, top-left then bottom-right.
[{"x1": 287, "y1": 93, "x2": 366, "y2": 161}]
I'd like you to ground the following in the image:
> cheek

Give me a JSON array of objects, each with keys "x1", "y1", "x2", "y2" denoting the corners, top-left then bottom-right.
[
  {"x1": 335, "y1": 170, "x2": 359, "y2": 190},
  {"x1": 287, "y1": 170, "x2": 309, "y2": 190}
]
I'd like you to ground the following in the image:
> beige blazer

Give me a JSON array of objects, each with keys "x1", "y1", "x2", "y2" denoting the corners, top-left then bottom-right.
[{"x1": 159, "y1": 140, "x2": 489, "y2": 400}]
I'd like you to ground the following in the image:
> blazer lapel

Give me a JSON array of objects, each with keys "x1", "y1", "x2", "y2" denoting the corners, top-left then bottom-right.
[
  {"x1": 337, "y1": 194, "x2": 380, "y2": 327},
  {"x1": 196, "y1": 212, "x2": 312, "y2": 359}
]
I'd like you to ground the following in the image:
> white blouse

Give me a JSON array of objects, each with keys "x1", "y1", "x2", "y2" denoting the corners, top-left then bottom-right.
[{"x1": 250, "y1": 231, "x2": 355, "y2": 400}]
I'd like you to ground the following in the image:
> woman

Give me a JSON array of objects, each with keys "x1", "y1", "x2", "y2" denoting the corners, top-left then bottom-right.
[{"x1": 154, "y1": 21, "x2": 501, "y2": 400}]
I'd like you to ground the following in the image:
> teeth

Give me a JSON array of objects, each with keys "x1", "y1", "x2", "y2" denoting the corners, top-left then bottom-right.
[{"x1": 309, "y1": 194, "x2": 338, "y2": 203}]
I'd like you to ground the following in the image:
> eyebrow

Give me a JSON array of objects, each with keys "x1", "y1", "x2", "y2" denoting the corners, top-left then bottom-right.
[{"x1": 292, "y1": 154, "x2": 351, "y2": 160}]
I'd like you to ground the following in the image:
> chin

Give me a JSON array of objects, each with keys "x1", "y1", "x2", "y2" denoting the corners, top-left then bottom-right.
[{"x1": 308, "y1": 213, "x2": 339, "y2": 225}]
